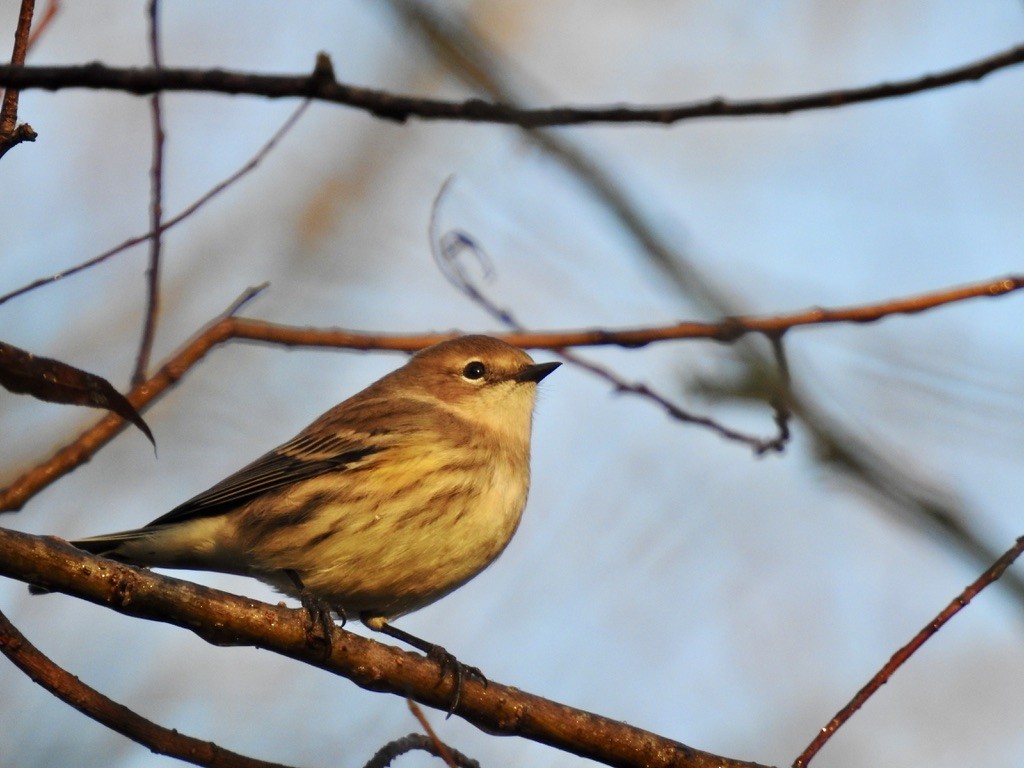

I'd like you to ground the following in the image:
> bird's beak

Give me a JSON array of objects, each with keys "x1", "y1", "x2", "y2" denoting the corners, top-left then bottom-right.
[{"x1": 516, "y1": 361, "x2": 561, "y2": 383}]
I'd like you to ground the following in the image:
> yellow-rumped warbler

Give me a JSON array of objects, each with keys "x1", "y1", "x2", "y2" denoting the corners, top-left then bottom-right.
[{"x1": 45, "y1": 335, "x2": 558, "y2": 682}]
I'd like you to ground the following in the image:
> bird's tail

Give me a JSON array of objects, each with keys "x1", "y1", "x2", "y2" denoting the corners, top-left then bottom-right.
[{"x1": 70, "y1": 529, "x2": 153, "y2": 558}]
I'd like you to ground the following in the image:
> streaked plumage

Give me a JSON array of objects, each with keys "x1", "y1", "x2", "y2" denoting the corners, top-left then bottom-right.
[{"x1": 68, "y1": 336, "x2": 558, "y2": 639}]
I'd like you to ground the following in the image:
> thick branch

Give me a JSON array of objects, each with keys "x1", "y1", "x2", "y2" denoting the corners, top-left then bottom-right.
[
  {"x1": 0, "y1": 42, "x2": 1022, "y2": 126},
  {"x1": 0, "y1": 527, "x2": 772, "y2": 768}
]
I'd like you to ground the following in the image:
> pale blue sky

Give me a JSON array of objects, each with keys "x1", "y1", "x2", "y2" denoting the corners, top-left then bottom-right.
[{"x1": 2, "y1": 3, "x2": 1024, "y2": 767}]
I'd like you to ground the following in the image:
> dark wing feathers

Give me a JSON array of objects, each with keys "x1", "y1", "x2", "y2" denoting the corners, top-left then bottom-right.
[{"x1": 146, "y1": 430, "x2": 381, "y2": 527}]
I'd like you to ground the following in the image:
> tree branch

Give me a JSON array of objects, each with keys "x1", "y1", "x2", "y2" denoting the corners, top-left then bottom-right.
[
  {"x1": 132, "y1": 0, "x2": 165, "y2": 386},
  {"x1": 792, "y1": 535, "x2": 1024, "y2": 767},
  {"x1": 0, "y1": 99, "x2": 309, "y2": 307},
  {"x1": 0, "y1": 0, "x2": 38, "y2": 158},
  {"x1": 385, "y1": 0, "x2": 1024, "y2": 622},
  {"x1": 2, "y1": 274, "x2": 1019, "y2": 512},
  {"x1": 0, "y1": 527, "x2": 773, "y2": 768},
  {"x1": 0, "y1": 41, "x2": 1021, "y2": 127},
  {"x1": 0, "y1": 607, "x2": 293, "y2": 768}
]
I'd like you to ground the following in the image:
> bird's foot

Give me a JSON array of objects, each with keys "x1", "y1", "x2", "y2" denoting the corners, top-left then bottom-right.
[
  {"x1": 424, "y1": 643, "x2": 487, "y2": 715},
  {"x1": 285, "y1": 569, "x2": 342, "y2": 657},
  {"x1": 362, "y1": 614, "x2": 487, "y2": 716}
]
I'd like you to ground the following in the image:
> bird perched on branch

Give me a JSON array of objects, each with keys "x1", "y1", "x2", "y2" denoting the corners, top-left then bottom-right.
[{"x1": 37, "y1": 335, "x2": 559, "y2": 704}]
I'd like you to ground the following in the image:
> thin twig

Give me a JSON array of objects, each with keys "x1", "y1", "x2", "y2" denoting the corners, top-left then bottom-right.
[
  {"x1": 0, "y1": 100, "x2": 310, "y2": 306},
  {"x1": 388, "y1": 0, "x2": 1024, "y2": 619},
  {"x1": 1, "y1": 274, "x2": 1020, "y2": 513},
  {"x1": 134, "y1": 0, "x2": 165, "y2": 385},
  {"x1": 24, "y1": 0, "x2": 58, "y2": 50},
  {"x1": 0, "y1": 607, "x2": 295, "y2": 768},
  {"x1": 559, "y1": 345, "x2": 789, "y2": 454},
  {"x1": 0, "y1": 0, "x2": 37, "y2": 158},
  {"x1": 427, "y1": 195, "x2": 786, "y2": 449},
  {"x1": 407, "y1": 700, "x2": 458, "y2": 768},
  {"x1": 792, "y1": 535, "x2": 1024, "y2": 768},
  {"x1": 0, "y1": 40, "x2": 1022, "y2": 126},
  {"x1": 0, "y1": 0, "x2": 33, "y2": 134}
]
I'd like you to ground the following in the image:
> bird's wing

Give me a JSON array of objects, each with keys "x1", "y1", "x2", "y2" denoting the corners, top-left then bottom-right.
[{"x1": 146, "y1": 429, "x2": 381, "y2": 527}]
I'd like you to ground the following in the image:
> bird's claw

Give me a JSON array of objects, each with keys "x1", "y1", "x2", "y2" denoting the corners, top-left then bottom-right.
[
  {"x1": 426, "y1": 644, "x2": 487, "y2": 716},
  {"x1": 286, "y1": 569, "x2": 341, "y2": 657}
]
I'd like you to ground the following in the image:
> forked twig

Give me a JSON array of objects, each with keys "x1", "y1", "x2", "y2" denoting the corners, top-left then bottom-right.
[{"x1": 428, "y1": 208, "x2": 792, "y2": 454}]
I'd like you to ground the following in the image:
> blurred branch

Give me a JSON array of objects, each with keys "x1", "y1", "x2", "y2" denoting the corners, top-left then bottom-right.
[
  {"x1": 387, "y1": 0, "x2": 733, "y2": 312},
  {"x1": 793, "y1": 535, "x2": 1024, "y2": 768},
  {"x1": 1, "y1": 275, "x2": 1017, "y2": 512},
  {"x1": 386, "y1": 0, "x2": 1024, "y2": 614},
  {"x1": 431, "y1": 226, "x2": 792, "y2": 453},
  {"x1": 0, "y1": 527, "x2": 773, "y2": 768},
  {"x1": 0, "y1": 99, "x2": 309, "y2": 307},
  {"x1": 24, "y1": 0, "x2": 58, "y2": 50},
  {"x1": 0, "y1": 40, "x2": 1021, "y2": 126},
  {"x1": 405, "y1": 700, "x2": 462, "y2": 768},
  {"x1": 133, "y1": 0, "x2": 165, "y2": 385},
  {"x1": 0, "y1": 607, "x2": 293, "y2": 768},
  {"x1": 0, "y1": 0, "x2": 38, "y2": 158}
]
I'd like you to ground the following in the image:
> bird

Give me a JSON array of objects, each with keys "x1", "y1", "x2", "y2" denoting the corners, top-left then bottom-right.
[{"x1": 41, "y1": 335, "x2": 559, "y2": 699}]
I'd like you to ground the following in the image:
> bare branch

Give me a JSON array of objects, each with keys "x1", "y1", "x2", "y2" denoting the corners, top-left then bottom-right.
[
  {"x1": 388, "y1": 0, "x2": 1024, "y2": 621},
  {"x1": 2, "y1": 274, "x2": 1018, "y2": 512},
  {"x1": 0, "y1": 41, "x2": 1021, "y2": 127},
  {"x1": 792, "y1": 535, "x2": 1024, "y2": 768},
  {"x1": 0, "y1": 528, "x2": 772, "y2": 768},
  {"x1": 0, "y1": 608, "x2": 294, "y2": 768},
  {"x1": 0, "y1": 100, "x2": 309, "y2": 307},
  {"x1": 132, "y1": 0, "x2": 165, "y2": 385},
  {"x1": 0, "y1": 0, "x2": 38, "y2": 158}
]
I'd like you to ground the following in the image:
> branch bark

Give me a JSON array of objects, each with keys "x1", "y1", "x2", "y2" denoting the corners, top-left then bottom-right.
[{"x1": 0, "y1": 527, "x2": 773, "y2": 768}]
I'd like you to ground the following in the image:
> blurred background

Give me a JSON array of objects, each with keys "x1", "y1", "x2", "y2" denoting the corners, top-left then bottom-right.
[{"x1": 2, "y1": 1, "x2": 1024, "y2": 766}]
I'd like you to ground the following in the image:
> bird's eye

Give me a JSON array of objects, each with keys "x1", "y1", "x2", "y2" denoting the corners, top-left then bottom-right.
[{"x1": 462, "y1": 361, "x2": 486, "y2": 380}]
